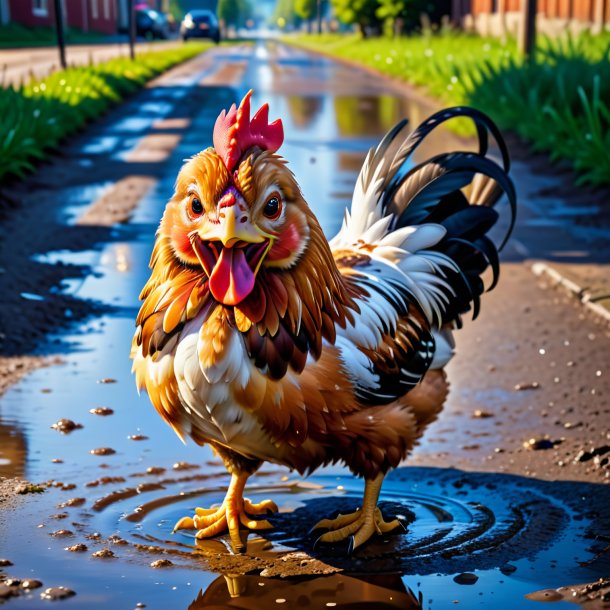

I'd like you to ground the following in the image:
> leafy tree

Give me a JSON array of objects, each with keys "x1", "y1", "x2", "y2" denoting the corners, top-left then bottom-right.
[
  {"x1": 376, "y1": 0, "x2": 451, "y2": 34},
  {"x1": 331, "y1": 0, "x2": 381, "y2": 37},
  {"x1": 273, "y1": 0, "x2": 299, "y2": 29},
  {"x1": 295, "y1": 0, "x2": 317, "y2": 24},
  {"x1": 218, "y1": 0, "x2": 253, "y2": 28},
  {"x1": 376, "y1": 0, "x2": 405, "y2": 35}
]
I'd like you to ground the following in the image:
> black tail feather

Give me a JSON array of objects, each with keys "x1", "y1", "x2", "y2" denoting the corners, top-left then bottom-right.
[{"x1": 370, "y1": 106, "x2": 517, "y2": 326}]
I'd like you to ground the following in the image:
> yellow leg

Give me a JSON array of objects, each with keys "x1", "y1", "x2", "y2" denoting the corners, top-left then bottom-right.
[
  {"x1": 173, "y1": 472, "x2": 278, "y2": 552},
  {"x1": 311, "y1": 473, "x2": 404, "y2": 553}
]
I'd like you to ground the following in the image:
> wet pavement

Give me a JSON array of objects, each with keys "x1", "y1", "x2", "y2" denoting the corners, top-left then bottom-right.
[{"x1": 1, "y1": 41, "x2": 609, "y2": 609}]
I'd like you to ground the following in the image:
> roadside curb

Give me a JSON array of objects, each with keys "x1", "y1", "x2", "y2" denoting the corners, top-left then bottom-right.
[{"x1": 532, "y1": 262, "x2": 610, "y2": 324}]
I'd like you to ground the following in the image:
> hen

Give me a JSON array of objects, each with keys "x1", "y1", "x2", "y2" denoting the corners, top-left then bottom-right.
[{"x1": 131, "y1": 90, "x2": 516, "y2": 553}]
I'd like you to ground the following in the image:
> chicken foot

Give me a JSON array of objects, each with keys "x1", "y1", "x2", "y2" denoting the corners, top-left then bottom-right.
[
  {"x1": 173, "y1": 472, "x2": 277, "y2": 552},
  {"x1": 311, "y1": 472, "x2": 404, "y2": 553}
]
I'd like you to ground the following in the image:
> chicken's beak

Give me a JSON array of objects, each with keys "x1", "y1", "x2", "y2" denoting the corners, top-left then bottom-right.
[{"x1": 190, "y1": 203, "x2": 272, "y2": 306}]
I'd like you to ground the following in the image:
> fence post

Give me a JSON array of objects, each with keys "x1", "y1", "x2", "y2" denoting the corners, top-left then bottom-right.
[
  {"x1": 128, "y1": 0, "x2": 136, "y2": 60},
  {"x1": 53, "y1": 0, "x2": 67, "y2": 70},
  {"x1": 519, "y1": 0, "x2": 537, "y2": 58}
]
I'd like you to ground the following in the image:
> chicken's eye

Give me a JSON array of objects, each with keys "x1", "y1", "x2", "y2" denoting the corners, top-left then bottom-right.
[
  {"x1": 263, "y1": 194, "x2": 282, "y2": 220},
  {"x1": 191, "y1": 197, "x2": 203, "y2": 216}
]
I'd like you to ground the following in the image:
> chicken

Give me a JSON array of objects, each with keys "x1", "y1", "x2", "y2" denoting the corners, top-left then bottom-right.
[{"x1": 131, "y1": 90, "x2": 516, "y2": 553}]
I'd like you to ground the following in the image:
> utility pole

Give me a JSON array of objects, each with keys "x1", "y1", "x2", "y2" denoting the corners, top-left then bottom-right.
[
  {"x1": 519, "y1": 0, "x2": 537, "y2": 59},
  {"x1": 128, "y1": 0, "x2": 136, "y2": 60},
  {"x1": 53, "y1": 0, "x2": 67, "y2": 70}
]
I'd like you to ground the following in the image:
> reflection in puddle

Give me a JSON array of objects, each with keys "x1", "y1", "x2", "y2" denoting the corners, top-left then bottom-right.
[
  {"x1": 0, "y1": 420, "x2": 26, "y2": 478},
  {"x1": 190, "y1": 573, "x2": 421, "y2": 610}
]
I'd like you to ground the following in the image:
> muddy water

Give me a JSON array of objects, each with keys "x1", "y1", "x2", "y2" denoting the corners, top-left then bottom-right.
[{"x1": 1, "y1": 41, "x2": 608, "y2": 609}]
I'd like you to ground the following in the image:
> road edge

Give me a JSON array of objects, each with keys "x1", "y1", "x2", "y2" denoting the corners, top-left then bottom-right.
[{"x1": 532, "y1": 262, "x2": 610, "y2": 324}]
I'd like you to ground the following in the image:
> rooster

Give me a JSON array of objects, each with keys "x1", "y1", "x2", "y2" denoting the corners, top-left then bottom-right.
[{"x1": 131, "y1": 90, "x2": 515, "y2": 553}]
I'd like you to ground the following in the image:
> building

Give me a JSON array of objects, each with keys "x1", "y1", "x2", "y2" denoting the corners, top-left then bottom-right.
[
  {"x1": 453, "y1": 0, "x2": 610, "y2": 36},
  {"x1": 0, "y1": 0, "x2": 132, "y2": 34}
]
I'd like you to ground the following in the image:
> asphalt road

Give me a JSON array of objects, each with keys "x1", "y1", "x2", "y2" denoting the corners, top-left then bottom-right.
[{"x1": 0, "y1": 41, "x2": 608, "y2": 609}]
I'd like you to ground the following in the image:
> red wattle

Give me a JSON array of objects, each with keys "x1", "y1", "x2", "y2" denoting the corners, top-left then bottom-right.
[{"x1": 208, "y1": 247, "x2": 256, "y2": 306}]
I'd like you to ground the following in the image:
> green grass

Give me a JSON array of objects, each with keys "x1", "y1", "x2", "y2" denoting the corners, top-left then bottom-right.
[
  {"x1": 0, "y1": 23, "x2": 106, "y2": 48},
  {"x1": 287, "y1": 31, "x2": 610, "y2": 186},
  {"x1": 0, "y1": 43, "x2": 211, "y2": 184}
]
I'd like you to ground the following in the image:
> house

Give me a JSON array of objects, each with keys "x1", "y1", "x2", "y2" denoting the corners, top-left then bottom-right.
[
  {"x1": 1, "y1": 0, "x2": 132, "y2": 34},
  {"x1": 453, "y1": 0, "x2": 610, "y2": 36}
]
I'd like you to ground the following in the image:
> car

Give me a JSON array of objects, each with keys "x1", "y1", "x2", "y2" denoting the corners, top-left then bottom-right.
[
  {"x1": 135, "y1": 9, "x2": 170, "y2": 40},
  {"x1": 180, "y1": 10, "x2": 221, "y2": 43}
]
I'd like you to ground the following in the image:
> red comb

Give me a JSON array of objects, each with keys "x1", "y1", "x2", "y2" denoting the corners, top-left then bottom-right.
[{"x1": 213, "y1": 90, "x2": 284, "y2": 172}]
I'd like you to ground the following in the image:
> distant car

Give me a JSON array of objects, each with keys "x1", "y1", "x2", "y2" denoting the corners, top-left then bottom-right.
[
  {"x1": 180, "y1": 10, "x2": 220, "y2": 43},
  {"x1": 136, "y1": 9, "x2": 169, "y2": 40}
]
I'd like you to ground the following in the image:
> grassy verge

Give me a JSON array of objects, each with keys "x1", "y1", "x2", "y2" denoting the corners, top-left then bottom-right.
[
  {"x1": 287, "y1": 32, "x2": 610, "y2": 186},
  {"x1": 0, "y1": 23, "x2": 106, "y2": 48},
  {"x1": 0, "y1": 43, "x2": 211, "y2": 183}
]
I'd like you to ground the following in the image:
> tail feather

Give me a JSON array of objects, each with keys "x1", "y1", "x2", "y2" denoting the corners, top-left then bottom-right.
[{"x1": 332, "y1": 106, "x2": 517, "y2": 329}]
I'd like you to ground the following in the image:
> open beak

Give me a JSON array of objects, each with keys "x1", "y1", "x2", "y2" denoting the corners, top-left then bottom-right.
[{"x1": 190, "y1": 204, "x2": 271, "y2": 306}]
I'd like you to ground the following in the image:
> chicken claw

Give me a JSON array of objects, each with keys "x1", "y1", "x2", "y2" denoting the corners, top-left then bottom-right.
[
  {"x1": 311, "y1": 474, "x2": 404, "y2": 553},
  {"x1": 173, "y1": 472, "x2": 277, "y2": 552}
]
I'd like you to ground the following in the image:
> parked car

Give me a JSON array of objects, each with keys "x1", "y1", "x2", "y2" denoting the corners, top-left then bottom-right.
[
  {"x1": 180, "y1": 10, "x2": 220, "y2": 43},
  {"x1": 136, "y1": 9, "x2": 170, "y2": 40}
]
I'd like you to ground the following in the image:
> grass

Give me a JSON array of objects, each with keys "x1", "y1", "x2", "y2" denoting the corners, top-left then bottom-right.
[
  {"x1": 0, "y1": 43, "x2": 211, "y2": 184},
  {"x1": 0, "y1": 23, "x2": 106, "y2": 48},
  {"x1": 287, "y1": 31, "x2": 610, "y2": 186}
]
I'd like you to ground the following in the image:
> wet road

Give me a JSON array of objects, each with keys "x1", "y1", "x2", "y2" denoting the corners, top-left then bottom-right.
[{"x1": 0, "y1": 41, "x2": 609, "y2": 609}]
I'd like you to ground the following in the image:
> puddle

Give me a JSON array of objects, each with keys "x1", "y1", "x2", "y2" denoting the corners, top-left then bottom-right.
[{"x1": 1, "y1": 41, "x2": 609, "y2": 609}]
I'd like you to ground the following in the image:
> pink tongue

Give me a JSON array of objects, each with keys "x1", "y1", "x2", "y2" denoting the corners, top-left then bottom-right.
[{"x1": 208, "y1": 247, "x2": 255, "y2": 306}]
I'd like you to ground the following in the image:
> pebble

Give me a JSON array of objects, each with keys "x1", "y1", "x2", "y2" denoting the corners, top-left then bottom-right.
[
  {"x1": 50, "y1": 529, "x2": 74, "y2": 538},
  {"x1": 65, "y1": 544, "x2": 88, "y2": 552},
  {"x1": 500, "y1": 563, "x2": 517, "y2": 575},
  {"x1": 472, "y1": 409, "x2": 493, "y2": 419},
  {"x1": 150, "y1": 559, "x2": 173, "y2": 568},
  {"x1": 4, "y1": 578, "x2": 20, "y2": 587},
  {"x1": 51, "y1": 419, "x2": 82, "y2": 433},
  {"x1": 523, "y1": 437, "x2": 556, "y2": 450},
  {"x1": 0, "y1": 584, "x2": 15, "y2": 599},
  {"x1": 172, "y1": 461, "x2": 199, "y2": 471},
  {"x1": 0, "y1": 559, "x2": 13, "y2": 567},
  {"x1": 128, "y1": 435, "x2": 148, "y2": 441},
  {"x1": 57, "y1": 497, "x2": 86, "y2": 508},
  {"x1": 21, "y1": 579, "x2": 43, "y2": 590},
  {"x1": 514, "y1": 382, "x2": 540, "y2": 391},
  {"x1": 91, "y1": 549, "x2": 115, "y2": 558},
  {"x1": 40, "y1": 586, "x2": 76, "y2": 600},
  {"x1": 90, "y1": 448, "x2": 116, "y2": 456},
  {"x1": 453, "y1": 573, "x2": 478, "y2": 585},
  {"x1": 97, "y1": 378, "x2": 117, "y2": 384},
  {"x1": 90, "y1": 407, "x2": 114, "y2": 416},
  {"x1": 135, "y1": 604, "x2": 146, "y2": 609},
  {"x1": 146, "y1": 466, "x2": 166, "y2": 475},
  {"x1": 51, "y1": 458, "x2": 64, "y2": 464}
]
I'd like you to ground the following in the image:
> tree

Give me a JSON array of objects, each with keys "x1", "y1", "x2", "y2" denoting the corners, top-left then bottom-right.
[
  {"x1": 376, "y1": 0, "x2": 406, "y2": 36},
  {"x1": 273, "y1": 0, "x2": 299, "y2": 30},
  {"x1": 331, "y1": 0, "x2": 381, "y2": 37},
  {"x1": 218, "y1": 0, "x2": 253, "y2": 29},
  {"x1": 295, "y1": 0, "x2": 317, "y2": 31}
]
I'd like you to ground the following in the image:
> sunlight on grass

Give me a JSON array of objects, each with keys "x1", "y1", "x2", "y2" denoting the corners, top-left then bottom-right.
[
  {"x1": 0, "y1": 44, "x2": 211, "y2": 184},
  {"x1": 289, "y1": 31, "x2": 610, "y2": 186}
]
